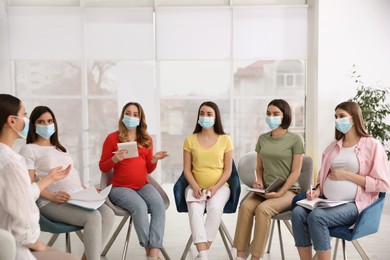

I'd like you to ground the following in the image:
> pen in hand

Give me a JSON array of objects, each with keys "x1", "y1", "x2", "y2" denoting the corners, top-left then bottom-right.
[{"x1": 310, "y1": 184, "x2": 313, "y2": 197}]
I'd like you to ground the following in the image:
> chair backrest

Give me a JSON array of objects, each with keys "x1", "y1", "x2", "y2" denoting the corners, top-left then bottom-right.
[
  {"x1": 237, "y1": 151, "x2": 257, "y2": 187},
  {"x1": 173, "y1": 160, "x2": 241, "y2": 214},
  {"x1": 0, "y1": 228, "x2": 16, "y2": 260},
  {"x1": 100, "y1": 171, "x2": 170, "y2": 210},
  {"x1": 330, "y1": 192, "x2": 386, "y2": 241},
  {"x1": 297, "y1": 156, "x2": 313, "y2": 192},
  {"x1": 238, "y1": 151, "x2": 313, "y2": 192}
]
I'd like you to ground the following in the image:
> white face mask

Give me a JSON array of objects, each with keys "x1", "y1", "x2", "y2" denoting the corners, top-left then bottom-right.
[
  {"x1": 11, "y1": 116, "x2": 30, "y2": 139},
  {"x1": 35, "y1": 124, "x2": 56, "y2": 139},
  {"x1": 335, "y1": 116, "x2": 354, "y2": 134}
]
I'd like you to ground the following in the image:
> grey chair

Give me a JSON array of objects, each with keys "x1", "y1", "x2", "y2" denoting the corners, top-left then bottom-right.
[
  {"x1": 237, "y1": 151, "x2": 313, "y2": 260},
  {"x1": 266, "y1": 155, "x2": 313, "y2": 259},
  {"x1": 100, "y1": 171, "x2": 171, "y2": 260}
]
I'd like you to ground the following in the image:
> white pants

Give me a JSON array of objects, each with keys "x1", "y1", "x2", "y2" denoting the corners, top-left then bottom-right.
[{"x1": 186, "y1": 185, "x2": 230, "y2": 244}]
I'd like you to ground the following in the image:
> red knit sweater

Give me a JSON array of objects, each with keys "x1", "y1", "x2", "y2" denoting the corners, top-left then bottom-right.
[{"x1": 99, "y1": 131, "x2": 156, "y2": 190}]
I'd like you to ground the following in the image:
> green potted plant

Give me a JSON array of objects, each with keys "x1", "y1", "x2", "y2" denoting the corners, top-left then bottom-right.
[{"x1": 349, "y1": 67, "x2": 390, "y2": 160}]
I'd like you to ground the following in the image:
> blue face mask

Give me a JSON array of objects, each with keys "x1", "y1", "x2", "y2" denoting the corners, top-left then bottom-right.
[
  {"x1": 266, "y1": 116, "x2": 281, "y2": 130},
  {"x1": 198, "y1": 116, "x2": 215, "y2": 129},
  {"x1": 335, "y1": 117, "x2": 353, "y2": 134},
  {"x1": 12, "y1": 116, "x2": 30, "y2": 139},
  {"x1": 36, "y1": 124, "x2": 56, "y2": 139},
  {"x1": 122, "y1": 115, "x2": 140, "y2": 130}
]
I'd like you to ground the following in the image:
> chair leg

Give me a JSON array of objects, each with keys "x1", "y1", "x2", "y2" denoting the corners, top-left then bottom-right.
[
  {"x1": 101, "y1": 215, "x2": 130, "y2": 256},
  {"x1": 121, "y1": 217, "x2": 133, "y2": 260},
  {"x1": 181, "y1": 235, "x2": 193, "y2": 260},
  {"x1": 351, "y1": 240, "x2": 369, "y2": 260},
  {"x1": 161, "y1": 246, "x2": 171, "y2": 260},
  {"x1": 219, "y1": 225, "x2": 234, "y2": 260},
  {"x1": 276, "y1": 220, "x2": 285, "y2": 260},
  {"x1": 47, "y1": 233, "x2": 60, "y2": 247},
  {"x1": 65, "y1": 232, "x2": 71, "y2": 253},
  {"x1": 266, "y1": 219, "x2": 276, "y2": 253},
  {"x1": 342, "y1": 239, "x2": 348, "y2": 260},
  {"x1": 332, "y1": 238, "x2": 339, "y2": 260},
  {"x1": 219, "y1": 221, "x2": 233, "y2": 246},
  {"x1": 75, "y1": 230, "x2": 83, "y2": 243},
  {"x1": 282, "y1": 220, "x2": 293, "y2": 235}
]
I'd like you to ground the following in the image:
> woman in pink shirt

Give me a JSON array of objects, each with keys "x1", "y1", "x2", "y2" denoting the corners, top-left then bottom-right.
[{"x1": 291, "y1": 101, "x2": 389, "y2": 260}]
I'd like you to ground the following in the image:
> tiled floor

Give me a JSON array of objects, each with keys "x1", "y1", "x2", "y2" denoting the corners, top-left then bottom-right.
[{"x1": 40, "y1": 184, "x2": 390, "y2": 260}]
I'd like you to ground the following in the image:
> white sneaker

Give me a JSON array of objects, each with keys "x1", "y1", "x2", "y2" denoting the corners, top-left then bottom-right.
[
  {"x1": 194, "y1": 251, "x2": 208, "y2": 260},
  {"x1": 235, "y1": 257, "x2": 246, "y2": 260}
]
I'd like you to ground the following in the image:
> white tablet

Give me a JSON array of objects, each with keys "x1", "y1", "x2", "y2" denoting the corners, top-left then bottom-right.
[{"x1": 117, "y1": 141, "x2": 139, "y2": 159}]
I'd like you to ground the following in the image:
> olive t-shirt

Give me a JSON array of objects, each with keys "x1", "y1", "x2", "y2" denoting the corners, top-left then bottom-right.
[{"x1": 255, "y1": 131, "x2": 304, "y2": 191}]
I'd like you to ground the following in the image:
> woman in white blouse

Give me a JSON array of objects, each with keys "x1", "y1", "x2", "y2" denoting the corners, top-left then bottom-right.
[
  {"x1": 0, "y1": 94, "x2": 77, "y2": 260},
  {"x1": 19, "y1": 105, "x2": 115, "y2": 260}
]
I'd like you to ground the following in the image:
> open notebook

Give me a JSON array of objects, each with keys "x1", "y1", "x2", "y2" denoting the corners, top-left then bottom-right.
[
  {"x1": 67, "y1": 184, "x2": 112, "y2": 210},
  {"x1": 297, "y1": 198, "x2": 349, "y2": 210},
  {"x1": 247, "y1": 177, "x2": 285, "y2": 194}
]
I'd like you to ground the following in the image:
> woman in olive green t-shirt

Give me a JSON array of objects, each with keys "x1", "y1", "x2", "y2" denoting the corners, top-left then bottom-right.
[{"x1": 233, "y1": 99, "x2": 304, "y2": 260}]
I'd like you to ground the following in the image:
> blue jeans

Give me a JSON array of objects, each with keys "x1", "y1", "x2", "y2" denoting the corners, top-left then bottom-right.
[
  {"x1": 291, "y1": 202, "x2": 358, "y2": 251},
  {"x1": 109, "y1": 184, "x2": 165, "y2": 248}
]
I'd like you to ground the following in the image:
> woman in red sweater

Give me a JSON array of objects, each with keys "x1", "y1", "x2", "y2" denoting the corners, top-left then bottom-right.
[{"x1": 99, "y1": 102, "x2": 168, "y2": 260}]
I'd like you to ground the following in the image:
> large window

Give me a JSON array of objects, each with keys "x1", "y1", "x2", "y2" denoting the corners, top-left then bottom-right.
[
  {"x1": 9, "y1": 4, "x2": 307, "y2": 185},
  {"x1": 160, "y1": 60, "x2": 305, "y2": 183}
]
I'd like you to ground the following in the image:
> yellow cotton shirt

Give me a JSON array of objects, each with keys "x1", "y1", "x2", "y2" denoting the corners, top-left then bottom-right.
[{"x1": 183, "y1": 134, "x2": 233, "y2": 189}]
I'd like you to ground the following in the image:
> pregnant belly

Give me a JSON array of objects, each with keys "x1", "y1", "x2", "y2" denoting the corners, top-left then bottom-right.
[{"x1": 323, "y1": 178, "x2": 357, "y2": 201}]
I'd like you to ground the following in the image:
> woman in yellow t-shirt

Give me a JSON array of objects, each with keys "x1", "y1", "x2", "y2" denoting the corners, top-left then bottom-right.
[{"x1": 183, "y1": 101, "x2": 233, "y2": 260}]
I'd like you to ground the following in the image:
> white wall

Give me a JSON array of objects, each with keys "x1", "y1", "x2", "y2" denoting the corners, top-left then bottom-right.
[
  {"x1": 314, "y1": 0, "x2": 390, "y2": 168},
  {"x1": 0, "y1": 0, "x2": 11, "y2": 94}
]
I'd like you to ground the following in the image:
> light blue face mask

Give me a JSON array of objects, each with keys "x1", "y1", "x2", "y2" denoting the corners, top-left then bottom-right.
[
  {"x1": 335, "y1": 117, "x2": 353, "y2": 134},
  {"x1": 265, "y1": 116, "x2": 282, "y2": 130},
  {"x1": 12, "y1": 116, "x2": 30, "y2": 139},
  {"x1": 122, "y1": 115, "x2": 140, "y2": 130},
  {"x1": 36, "y1": 124, "x2": 56, "y2": 139},
  {"x1": 198, "y1": 116, "x2": 215, "y2": 129}
]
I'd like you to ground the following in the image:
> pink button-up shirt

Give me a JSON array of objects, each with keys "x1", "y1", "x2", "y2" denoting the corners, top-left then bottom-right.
[{"x1": 316, "y1": 137, "x2": 389, "y2": 213}]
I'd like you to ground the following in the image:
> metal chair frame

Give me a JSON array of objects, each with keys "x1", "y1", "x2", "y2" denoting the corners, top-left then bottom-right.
[
  {"x1": 39, "y1": 213, "x2": 83, "y2": 253},
  {"x1": 237, "y1": 151, "x2": 313, "y2": 260},
  {"x1": 173, "y1": 160, "x2": 241, "y2": 260},
  {"x1": 100, "y1": 172, "x2": 171, "y2": 260}
]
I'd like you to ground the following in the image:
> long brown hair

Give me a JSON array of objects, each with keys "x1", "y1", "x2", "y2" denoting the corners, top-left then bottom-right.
[
  {"x1": 118, "y1": 102, "x2": 151, "y2": 148},
  {"x1": 193, "y1": 101, "x2": 226, "y2": 135},
  {"x1": 26, "y1": 106, "x2": 67, "y2": 152},
  {"x1": 335, "y1": 101, "x2": 369, "y2": 140}
]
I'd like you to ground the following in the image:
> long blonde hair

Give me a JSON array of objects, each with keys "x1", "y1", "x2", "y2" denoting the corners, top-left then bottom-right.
[{"x1": 118, "y1": 102, "x2": 151, "y2": 148}]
